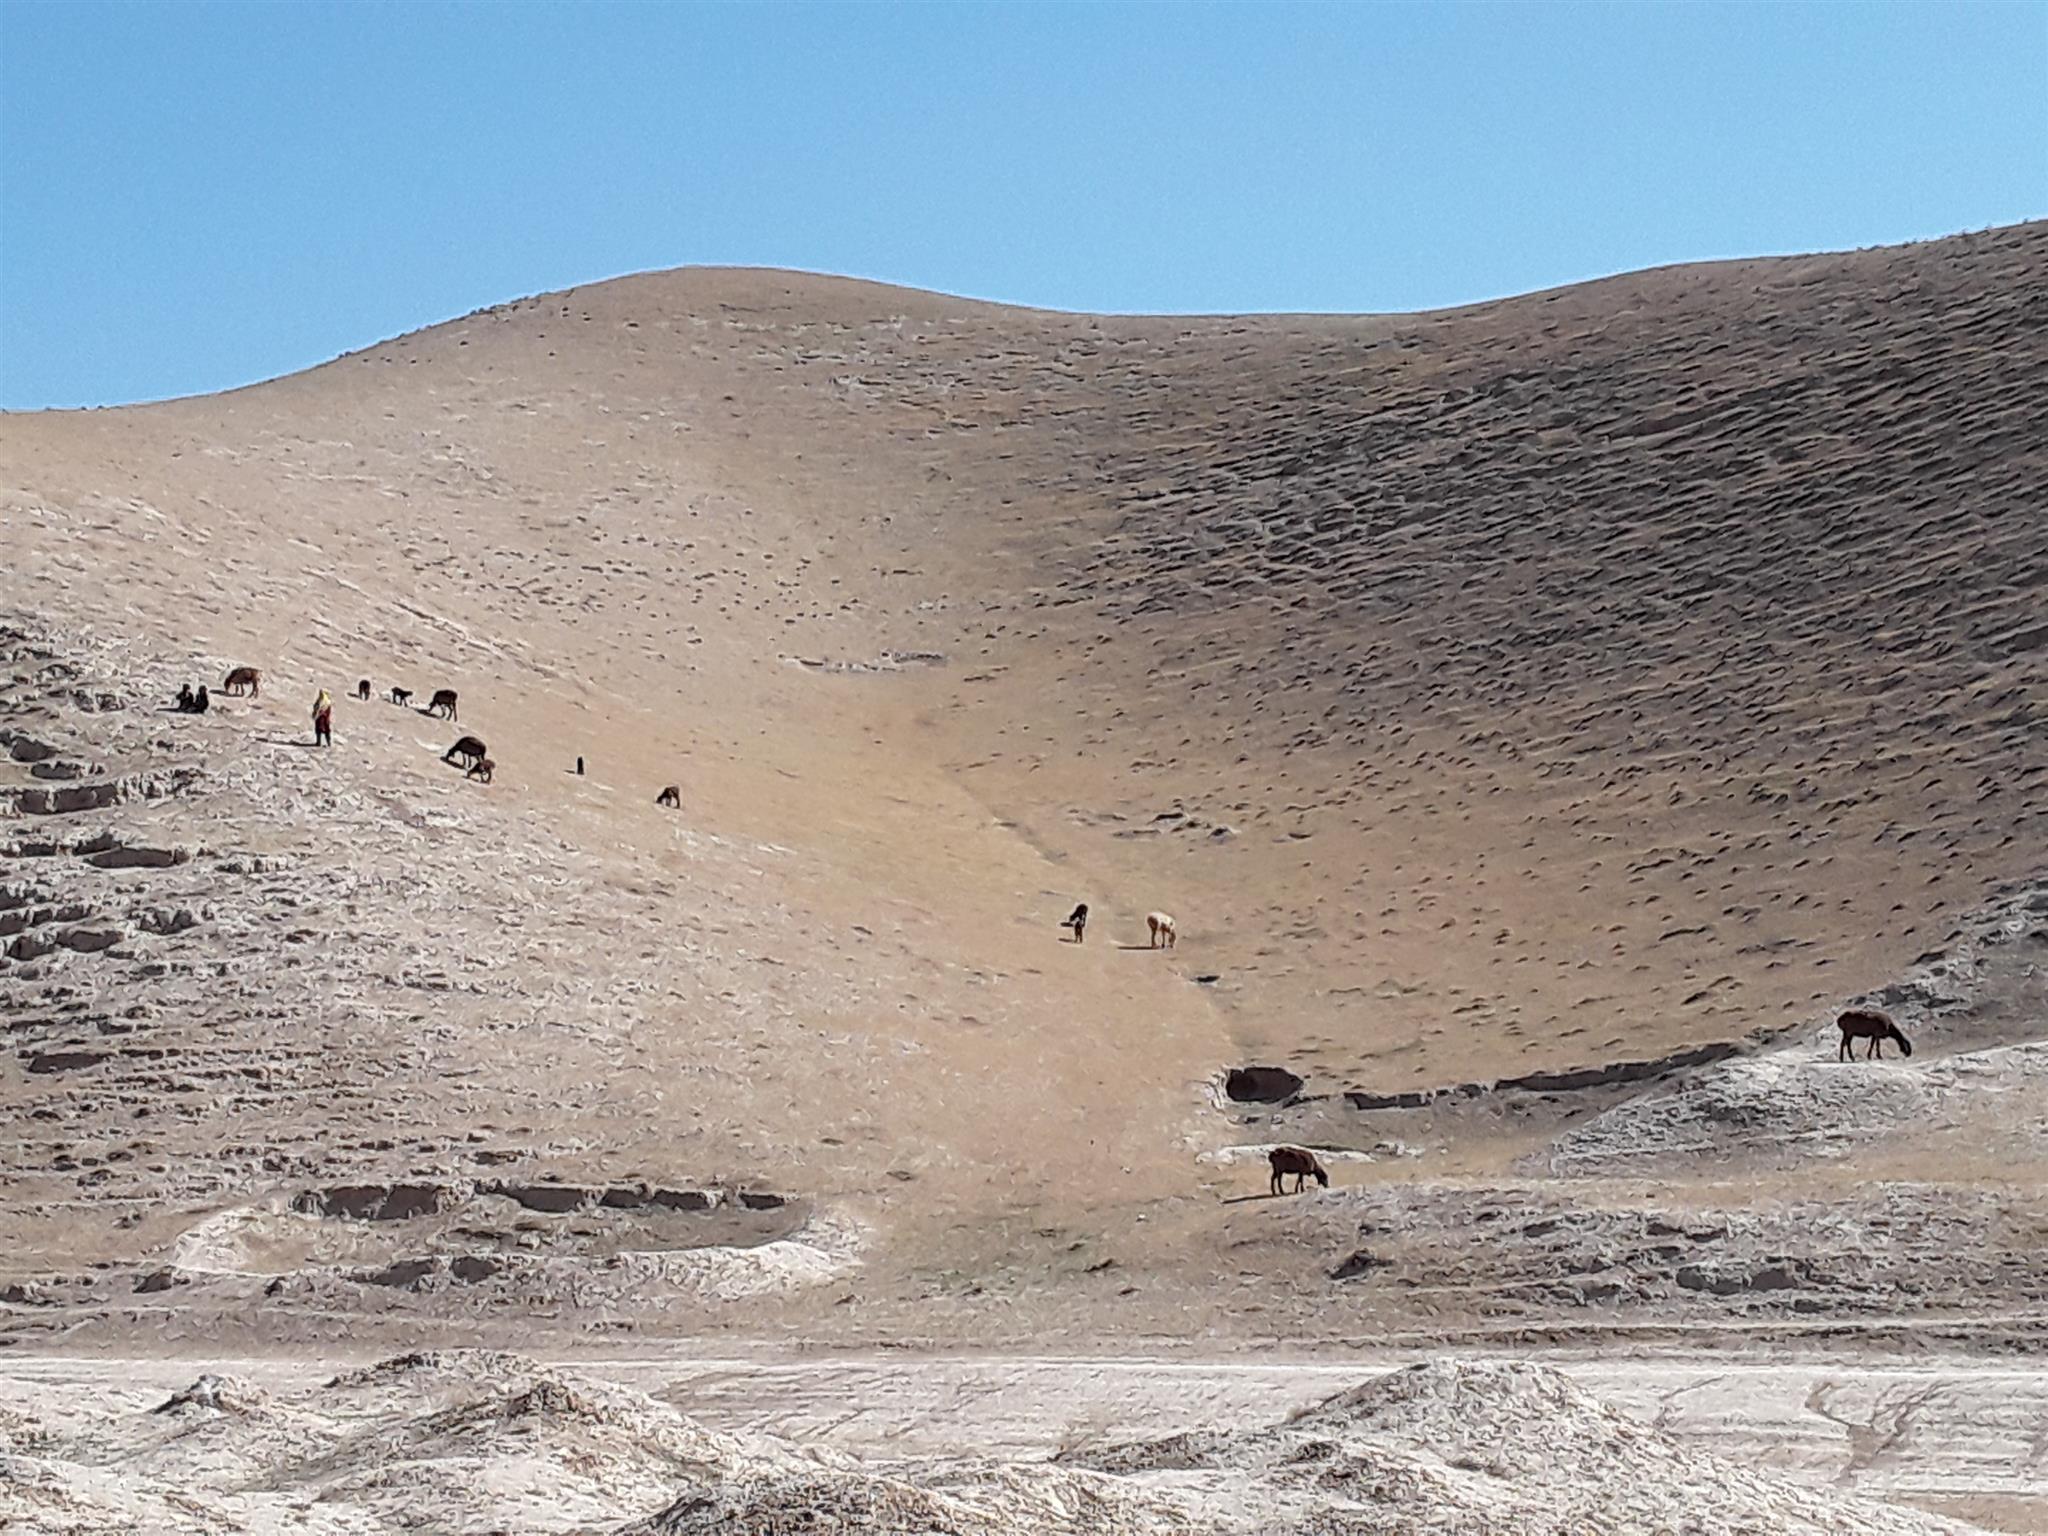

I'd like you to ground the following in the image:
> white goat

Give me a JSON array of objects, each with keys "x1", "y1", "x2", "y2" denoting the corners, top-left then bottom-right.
[{"x1": 1146, "y1": 912, "x2": 1177, "y2": 949}]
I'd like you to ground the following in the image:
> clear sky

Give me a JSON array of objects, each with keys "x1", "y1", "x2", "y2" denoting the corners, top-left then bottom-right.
[{"x1": 2, "y1": 0, "x2": 2043, "y2": 408}]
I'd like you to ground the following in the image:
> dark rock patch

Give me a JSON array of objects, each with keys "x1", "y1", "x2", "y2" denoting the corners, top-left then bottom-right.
[
  {"x1": 135, "y1": 907, "x2": 201, "y2": 937},
  {"x1": 154, "y1": 1374, "x2": 265, "y2": 1415},
  {"x1": 1675, "y1": 1261, "x2": 1816, "y2": 1297},
  {"x1": 294, "y1": 1183, "x2": 461, "y2": 1221},
  {"x1": 356, "y1": 1258, "x2": 439, "y2": 1290},
  {"x1": 483, "y1": 1181, "x2": 594, "y2": 1213},
  {"x1": 600, "y1": 1184, "x2": 715, "y2": 1212},
  {"x1": 7, "y1": 782, "x2": 124, "y2": 816},
  {"x1": 86, "y1": 844, "x2": 190, "y2": 870},
  {"x1": 1347, "y1": 1041, "x2": 1750, "y2": 1113},
  {"x1": 54, "y1": 926, "x2": 124, "y2": 954},
  {"x1": 1331, "y1": 1249, "x2": 1386, "y2": 1282},
  {"x1": 1226, "y1": 1066, "x2": 1305, "y2": 1103},
  {"x1": 0, "y1": 731, "x2": 58, "y2": 764}
]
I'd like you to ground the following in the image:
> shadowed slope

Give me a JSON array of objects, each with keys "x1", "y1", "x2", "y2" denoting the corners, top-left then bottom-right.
[{"x1": 894, "y1": 223, "x2": 2048, "y2": 1090}]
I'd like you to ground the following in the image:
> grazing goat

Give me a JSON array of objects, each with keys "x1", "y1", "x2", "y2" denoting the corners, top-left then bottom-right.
[
  {"x1": 1147, "y1": 911, "x2": 1177, "y2": 949},
  {"x1": 355, "y1": 678, "x2": 371, "y2": 701},
  {"x1": 655, "y1": 785, "x2": 681, "y2": 808},
  {"x1": 1837, "y1": 1008, "x2": 1913, "y2": 1061},
  {"x1": 444, "y1": 735, "x2": 488, "y2": 769},
  {"x1": 1061, "y1": 903, "x2": 1088, "y2": 943},
  {"x1": 1268, "y1": 1146, "x2": 1329, "y2": 1195},
  {"x1": 222, "y1": 666, "x2": 261, "y2": 697},
  {"x1": 465, "y1": 757, "x2": 494, "y2": 784},
  {"x1": 427, "y1": 688, "x2": 459, "y2": 721},
  {"x1": 389, "y1": 686, "x2": 412, "y2": 706}
]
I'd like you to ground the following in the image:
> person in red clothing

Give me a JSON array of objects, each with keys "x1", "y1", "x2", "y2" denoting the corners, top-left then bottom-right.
[{"x1": 312, "y1": 688, "x2": 333, "y2": 747}]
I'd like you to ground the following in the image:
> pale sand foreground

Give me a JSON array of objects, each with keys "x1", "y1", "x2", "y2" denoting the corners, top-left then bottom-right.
[{"x1": 4, "y1": 1349, "x2": 2036, "y2": 1533}]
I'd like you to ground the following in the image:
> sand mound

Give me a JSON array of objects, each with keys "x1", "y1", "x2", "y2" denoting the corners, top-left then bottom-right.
[
  {"x1": 1546, "y1": 885, "x2": 2048, "y2": 1176},
  {"x1": 153, "y1": 1372, "x2": 270, "y2": 1416},
  {"x1": 1547, "y1": 1039, "x2": 2048, "y2": 1175},
  {"x1": 289, "y1": 1373, "x2": 756, "y2": 1533},
  {"x1": 1546, "y1": 1050, "x2": 1950, "y2": 1171},
  {"x1": 0, "y1": 1455, "x2": 251, "y2": 1536},
  {"x1": 163, "y1": 1182, "x2": 845, "y2": 1312},
  {"x1": 0, "y1": 1351, "x2": 801, "y2": 1535},
  {"x1": 629, "y1": 1464, "x2": 1195, "y2": 1536},
  {"x1": 326, "y1": 1347, "x2": 556, "y2": 1391},
  {"x1": 1, "y1": 1356, "x2": 1971, "y2": 1535},
  {"x1": 617, "y1": 1359, "x2": 1988, "y2": 1535},
  {"x1": 1044, "y1": 1360, "x2": 1969, "y2": 1535},
  {"x1": 1288, "y1": 1357, "x2": 1616, "y2": 1440}
]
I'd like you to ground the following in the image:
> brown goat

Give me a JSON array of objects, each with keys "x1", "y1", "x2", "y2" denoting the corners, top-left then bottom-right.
[
  {"x1": 443, "y1": 735, "x2": 488, "y2": 768},
  {"x1": 655, "y1": 785, "x2": 681, "y2": 808},
  {"x1": 222, "y1": 666, "x2": 261, "y2": 697},
  {"x1": 427, "y1": 688, "x2": 458, "y2": 721},
  {"x1": 465, "y1": 757, "x2": 494, "y2": 784},
  {"x1": 1268, "y1": 1146, "x2": 1329, "y2": 1195},
  {"x1": 355, "y1": 678, "x2": 371, "y2": 701},
  {"x1": 1837, "y1": 1008, "x2": 1913, "y2": 1061}
]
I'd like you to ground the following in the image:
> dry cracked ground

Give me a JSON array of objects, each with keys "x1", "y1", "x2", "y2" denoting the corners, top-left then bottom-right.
[{"x1": 2, "y1": 222, "x2": 2045, "y2": 1531}]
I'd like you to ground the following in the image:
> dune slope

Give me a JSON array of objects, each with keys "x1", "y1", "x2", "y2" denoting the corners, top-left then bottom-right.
[{"x1": 2, "y1": 223, "x2": 2044, "y2": 1342}]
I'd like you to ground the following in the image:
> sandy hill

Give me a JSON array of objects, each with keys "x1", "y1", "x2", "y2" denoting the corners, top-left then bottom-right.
[{"x1": 2, "y1": 222, "x2": 2045, "y2": 1351}]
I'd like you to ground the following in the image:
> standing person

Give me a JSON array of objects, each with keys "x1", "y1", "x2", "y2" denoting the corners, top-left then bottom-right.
[{"x1": 312, "y1": 687, "x2": 333, "y2": 747}]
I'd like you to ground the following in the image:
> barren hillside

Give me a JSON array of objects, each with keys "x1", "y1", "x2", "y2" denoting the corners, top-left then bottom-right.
[{"x1": 2, "y1": 223, "x2": 2045, "y2": 1358}]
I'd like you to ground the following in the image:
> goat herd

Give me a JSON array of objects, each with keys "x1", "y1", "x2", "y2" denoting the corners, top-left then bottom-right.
[
  {"x1": 191, "y1": 663, "x2": 1920, "y2": 1202},
  {"x1": 196, "y1": 667, "x2": 698, "y2": 811}
]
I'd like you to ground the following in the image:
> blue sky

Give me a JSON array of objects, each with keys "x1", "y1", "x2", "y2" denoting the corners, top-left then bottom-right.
[{"x1": 2, "y1": 1, "x2": 2043, "y2": 408}]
